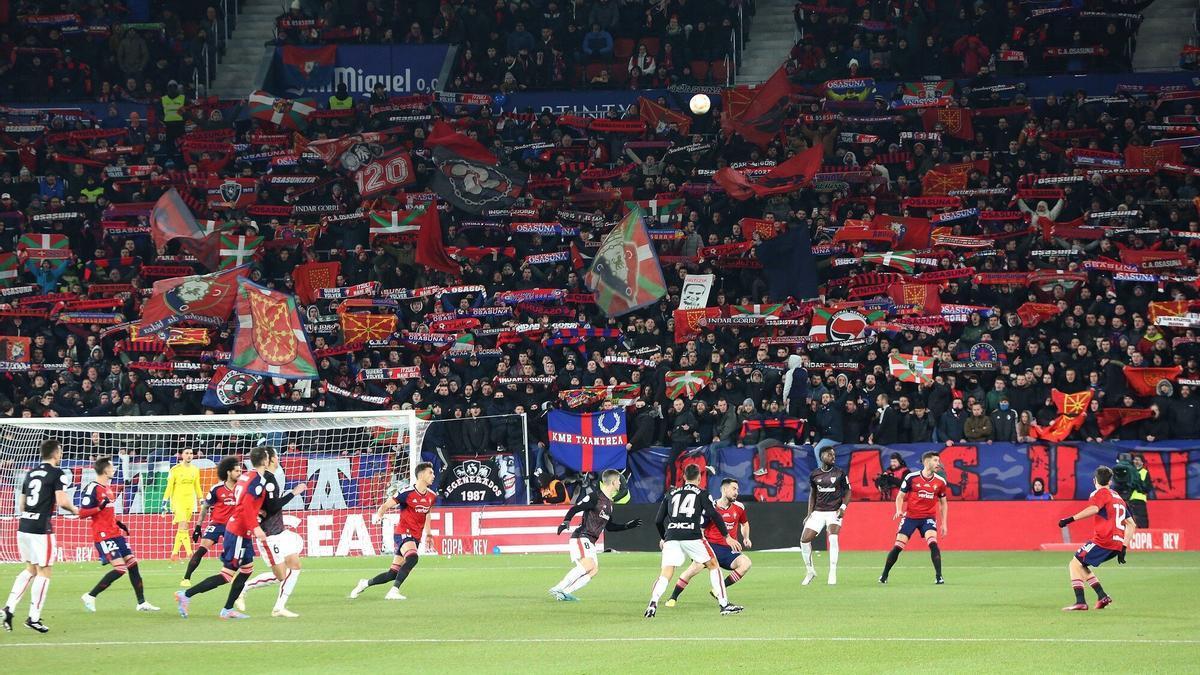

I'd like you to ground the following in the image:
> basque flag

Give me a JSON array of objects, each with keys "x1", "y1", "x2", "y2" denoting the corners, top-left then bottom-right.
[{"x1": 548, "y1": 409, "x2": 628, "y2": 472}]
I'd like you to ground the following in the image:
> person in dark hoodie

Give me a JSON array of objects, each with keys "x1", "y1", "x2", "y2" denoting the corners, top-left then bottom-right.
[{"x1": 936, "y1": 397, "x2": 966, "y2": 445}]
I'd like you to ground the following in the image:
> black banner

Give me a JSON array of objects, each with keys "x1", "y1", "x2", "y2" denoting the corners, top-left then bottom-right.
[{"x1": 441, "y1": 455, "x2": 511, "y2": 504}]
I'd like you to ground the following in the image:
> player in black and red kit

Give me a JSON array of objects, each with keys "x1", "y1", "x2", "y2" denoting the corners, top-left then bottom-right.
[
  {"x1": 1056, "y1": 466, "x2": 1138, "y2": 611},
  {"x1": 176, "y1": 445, "x2": 274, "y2": 620},
  {"x1": 548, "y1": 470, "x2": 642, "y2": 601},
  {"x1": 181, "y1": 456, "x2": 242, "y2": 587},
  {"x1": 879, "y1": 451, "x2": 948, "y2": 584},
  {"x1": 4, "y1": 440, "x2": 78, "y2": 634},
  {"x1": 350, "y1": 462, "x2": 438, "y2": 601},
  {"x1": 801, "y1": 446, "x2": 851, "y2": 586},
  {"x1": 666, "y1": 478, "x2": 751, "y2": 606},
  {"x1": 79, "y1": 457, "x2": 159, "y2": 612}
]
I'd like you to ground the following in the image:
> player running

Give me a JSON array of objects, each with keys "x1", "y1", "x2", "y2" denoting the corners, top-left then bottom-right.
[
  {"x1": 4, "y1": 440, "x2": 79, "y2": 633},
  {"x1": 162, "y1": 448, "x2": 201, "y2": 563},
  {"x1": 645, "y1": 465, "x2": 744, "y2": 618},
  {"x1": 801, "y1": 447, "x2": 850, "y2": 585},
  {"x1": 176, "y1": 445, "x2": 274, "y2": 620},
  {"x1": 236, "y1": 454, "x2": 307, "y2": 617},
  {"x1": 879, "y1": 451, "x2": 947, "y2": 585},
  {"x1": 79, "y1": 457, "x2": 159, "y2": 613},
  {"x1": 666, "y1": 478, "x2": 750, "y2": 606},
  {"x1": 350, "y1": 462, "x2": 437, "y2": 601},
  {"x1": 548, "y1": 470, "x2": 642, "y2": 601},
  {"x1": 1057, "y1": 466, "x2": 1138, "y2": 611},
  {"x1": 181, "y1": 456, "x2": 242, "y2": 587}
]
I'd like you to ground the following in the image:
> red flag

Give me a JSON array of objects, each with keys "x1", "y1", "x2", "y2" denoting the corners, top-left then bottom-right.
[
  {"x1": 1030, "y1": 389, "x2": 1093, "y2": 442},
  {"x1": 426, "y1": 120, "x2": 498, "y2": 164},
  {"x1": 921, "y1": 107, "x2": 973, "y2": 141},
  {"x1": 1016, "y1": 302, "x2": 1061, "y2": 327},
  {"x1": 139, "y1": 266, "x2": 249, "y2": 335},
  {"x1": 638, "y1": 96, "x2": 691, "y2": 135},
  {"x1": 723, "y1": 65, "x2": 793, "y2": 146},
  {"x1": 231, "y1": 278, "x2": 318, "y2": 379},
  {"x1": 291, "y1": 261, "x2": 341, "y2": 304},
  {"x1": 1123, "y1": 366, "x2": 1182, "y2": 397},
  {"x1": 414, "y1": 201, "x2": 459, "y2": 276},
  {"x1": 673, "y1": 307, "x2": 721, "y2": 343},
  {"x1": 340, "y1": 313, "x2": 398, "y2": 343},
  {"x1": 1124, "y1": 145, "x2": 1182, "y2": 170},
  {"x1": 150, "y1": 188, "x2": 204, "y2": 251},
  {"x1": 887, "y1": 283, "x2": 941, "y2": 315},
  {"x1": 715, "y1": 145, "x2": 823, "y2": 200},
  {"x1": 1095, "y1": 408, "x2": 1154, "y2": 438},
  {"x1": 871, "y1": 214, "x2": 931, "y2": 249}
]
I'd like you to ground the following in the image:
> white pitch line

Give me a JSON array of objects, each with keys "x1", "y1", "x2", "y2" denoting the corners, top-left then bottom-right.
[
  {"x1": 2, "y1": 636, "x2": 1198, "y2": 649},
  {"x1": 120, "y1": 564, "x2": 1200, "y2": 576}
]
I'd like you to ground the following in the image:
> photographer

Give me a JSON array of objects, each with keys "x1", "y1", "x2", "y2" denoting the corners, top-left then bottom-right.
[
  {"x1": 1128, "y1": 453, "x2": 1153, "y2": 527},
  {"x1": 874, "y1": 452, "x2": 908, "y2": 501}
]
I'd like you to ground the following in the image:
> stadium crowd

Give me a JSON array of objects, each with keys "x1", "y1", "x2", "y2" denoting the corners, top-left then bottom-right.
[{"x1": 0, "y1": 0, "x2": 1197, "y2": 478}]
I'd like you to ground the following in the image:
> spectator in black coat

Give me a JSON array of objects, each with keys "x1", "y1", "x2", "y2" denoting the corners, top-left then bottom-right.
[
  {"x1": 868, "y1": 393, "x2": 902, "y2": 446},
  {"x1": 937, "y1": 398, "x2": 967, "y2": 445},
  {"x1": 991, "y1": 399, "x2": 1019, "y2": 442}
]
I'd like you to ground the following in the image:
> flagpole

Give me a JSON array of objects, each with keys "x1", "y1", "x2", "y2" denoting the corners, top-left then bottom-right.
[{"x1": 521, "y1": 411, "x2": 532, "y2": 505}]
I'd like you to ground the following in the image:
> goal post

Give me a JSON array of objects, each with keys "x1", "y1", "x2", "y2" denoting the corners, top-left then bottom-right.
[{"x1": 0, "y1": 410, "x2": 423, "y2": 563}]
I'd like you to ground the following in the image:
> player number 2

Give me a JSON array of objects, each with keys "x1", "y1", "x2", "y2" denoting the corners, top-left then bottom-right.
[
  {"x1": 670, "y1": 492, "x2": 697, "y2": 518},
  {"x1": 24, "y1": 478, "x2": 42, "y2": 507}
]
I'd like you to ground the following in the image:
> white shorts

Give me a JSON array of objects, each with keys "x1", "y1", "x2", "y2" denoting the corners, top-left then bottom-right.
[
  {"x1": 258, "y1": 530, "x2": 303, "y2": 565},
  {"x1": 661, "y1": 539, "x2": 713, "y2": 568},
  {"x1": 568, "y1": 537, "x2": 598, "y2": 564},
  {"x1": 17, "y1": 532, "x2": 55, "y2": 567},
  {"x1": 803, "y1": 510, "x2": 843, "y2": 535}
]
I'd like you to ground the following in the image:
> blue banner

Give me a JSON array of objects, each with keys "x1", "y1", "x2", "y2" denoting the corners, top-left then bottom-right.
[
  {"x1": 499, "y1": 89, "x2": 673, "y2": 118},
  {"x1": 548, "y1": 409, "x2": 628, "y2": 472},
  {"x1": 268, "y1": 45, "x2": 451, "y2": 98},
  {"x1": 624, "y1": 442, "x2": 1200, "y2": 505}
]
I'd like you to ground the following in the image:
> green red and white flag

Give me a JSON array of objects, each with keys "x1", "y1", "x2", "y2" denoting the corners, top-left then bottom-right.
[
  {"x1": 809, "y1": 305, "x2": 886, "y2": 342},
  {"x1": 585, "y1": 206, "x2": 667, "y2": 317},
  {"x1": 861, "y1": 250, "x2": 917, "y2": 273},
  {"x1": 0, "y1": 252, "x2": 19, "y2": 286},
  {"x1": 368, "y1": 208, "x2": 426, "y2": 240},
  {"x1": 231, "y1": 278, "x2": 317, "y2": 379},
  {"x1": 888, "y1": 353, "x2": 935, "y2": 384},
  {"x1": 248, "y1": 90, "x2": 317, "y2": 131},
  {"x1": 665, "y1": 370, "x2": 713, "y2": 399},
  {"x1": 623, "y1": 198, "x2": 684, "y2": 226},
  {"x1": 218, "y1": 234, "x2": 263, "y2": 269},
  {"x1": 729, "y1": 303, "x2": 785, "y2": 317}
]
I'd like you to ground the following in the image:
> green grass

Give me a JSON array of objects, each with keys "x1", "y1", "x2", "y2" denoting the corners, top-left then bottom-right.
[{"x1": 1, "y1": 551, "x2": 1197, "y2": 673}]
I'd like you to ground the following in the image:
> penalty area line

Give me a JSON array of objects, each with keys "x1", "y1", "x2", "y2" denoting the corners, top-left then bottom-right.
[{"x1": 3, "y1": 636, "x2": 1199, "y2": 648}]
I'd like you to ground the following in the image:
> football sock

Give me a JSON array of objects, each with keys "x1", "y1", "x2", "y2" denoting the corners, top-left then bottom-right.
[
  {"x1": 881, "y1": 546, "x2": 902, "y2": 578},
  {"x1": 127, "y1": 564, "x2": 146, "y2": 604},
  {"x1": 28, "y1": 577, "x2": 48, "y2": 622},
  {"x1": 1071, "y1": 579, "x2": 1086, "y2": 605},
  {"x1": 650, "y1": 576, "x2": 669, "y2": 603},
  {"x1": 244, "y1": 572, "x2": 279, "y2": 593},
  {"x1": 562, "y1": 571, "x2": 591, "y2": 595},
  {"x1": 669, "y1": 578, "x2": 689, "y2": 600},
  {"x1": 186, "y1": 572, "x2": 229, "y2": 597},
  {"x1": 367, "y1": 564, "x2": 400, "y2": 587},
  {"x1": 1087, "y1": 576, "x2": 1107, "y2": 599},
  {"x1": 552, "y1": 565, "x2": 587, "y2": 593},
  {"x1": 708, "y1": 568, "x2": 727, "y2": 606},
  {"x1": 183, "y1": 546, "x2": 207, "y2": 580},
  {"x1": 275, "y1": 569, "x2": 300, "y2": 611},
  {"x1": 224, "y1": 572, "x2": 251, "y2": 611},
  {"x1": 392, "y1": 553, "x2": 419, "y2": 589},
  {"x1": 5, "y1": 569, "x2": 34, "y2": 610},
  {"x1": 800, "y1": 542, "x2": 814, "y2": 571},
  {"x1": 929, "y1": 542, "x2": 943, "y2": 578},
  {"x1": 828, "y1": 534, "x2": 840, "y2": 569},
  {"x1": 725, "y1": 570, "x2": 743, "y2": 587},
  {"x1": 90, "y1": 569, "x2": 125, "y2": 597}
]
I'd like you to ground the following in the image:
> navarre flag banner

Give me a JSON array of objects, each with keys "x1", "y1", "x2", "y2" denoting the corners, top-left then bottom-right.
[
  {"x1": 715, "y1": 145, "x2": 822, "y2": 200},
  {"x1": 585, "y1": 206, "x2": 667, "y2": 316},
  {"x1": 1031, "y1": 389, "x2": 1093, "y2": 442},
  {"x1": 1124, "y1": 366, "x2": 1182, "y2": 397},
  {"x1": 1096, "y1": 408, "x2": 1154, "y2": 437},
  {"x1": 139, "y1": 265, "x2": 249, "y2": 334},
  {"x1": 292, "y1": 261, "x2": 341, "y2": 305},
  {"x1": 638, "y1": 96, "x2": 691, "y2": 135},
  {"x1": 231, "y1": 278, "x2": 318, "y2": 380},
  {"x1": 202, "y1": 365, "x2": 262, "y2": 410},
  {"x1": 889, "y1": 354, "x2": 934, "y2": 385},
  {"x1": 548, "y1": 409, "x2": 628, "y2": 472},
  {"x1": 340, "y1": 312, "x2": 397, "y2": 343}
]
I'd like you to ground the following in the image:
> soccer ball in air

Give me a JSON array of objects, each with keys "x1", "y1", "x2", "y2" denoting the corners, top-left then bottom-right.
[{"x1": 689, "y1": 94, "x2": 711, "y2": 115}]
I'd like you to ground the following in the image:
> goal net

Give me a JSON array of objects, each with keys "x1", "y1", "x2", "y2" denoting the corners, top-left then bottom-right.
[{"x1": 0, "y1": 410, "x2": 424, "y2": 563}]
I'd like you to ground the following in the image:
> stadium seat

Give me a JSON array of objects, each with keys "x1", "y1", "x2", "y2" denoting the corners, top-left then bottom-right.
[
  {"x1": 689, "y1": 60, "x2": 709, "y2": 80},
  {"x1": 708, "y1": 60, "x2": 728, "y2": 84},
  {"x1": 613, "y1": 38, "x2": 636, "y2": 61}
]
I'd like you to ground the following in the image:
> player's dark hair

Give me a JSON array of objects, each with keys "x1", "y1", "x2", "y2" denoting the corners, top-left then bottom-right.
[
  {"x1": 217, "y1": 456, "x2": 239, "y2": 481},
  {"x1": 600, "y1": 469, "x2": 622, "y2": 485},
  {"x1": 93, "y1": 456, "x2": 112, "y2": 475},
  {"x1": 684, "y1": 464, "x2": 702, "y2": 482},
  {"x1": 250, "y1": 445, "x2": 275, "y2": 468},
  {"x1": 1095, "y1": 465, "x2": 1113, "y2": 486},
  {"x1": 415, "y1": 462, "x2": 434, "y2": 476},
  {"x1": 720, "y1": 478, "x2": 738, "y2": 488},
  {"x1": 921, "y1": 451, "x2": 940, "y2": 462},
  {"x1": 40, "y1": 439, "x2": 60, "y2": 460}
]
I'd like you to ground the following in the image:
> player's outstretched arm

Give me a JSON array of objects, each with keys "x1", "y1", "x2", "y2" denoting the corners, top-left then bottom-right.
[
  {"x1": 604, "y1": 518, "x2": 642, "y2": 532},
  {"x1": 1056, "y1": 504, "x2": 1099, "y2": 528},
  {"x1": 557, "y1": 491, "x2": 597, "y2": 534}
]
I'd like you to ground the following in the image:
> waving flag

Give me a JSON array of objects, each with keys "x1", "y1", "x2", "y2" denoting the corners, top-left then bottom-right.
[
  {"x1": 888, "y1": 283, "x2": 941, "y2": 315},
  {"x1": 757, "y1": 224, "x2": 818, "y2": 301},
  {"x1": 231, "y1": 278, "x2": 318, "y2": 380},
  {"x1": 291, "y1": 261, "x2": 341, "y2": 305},
  {"x1": 722, "y1": 65, "x2": 792, "y2": 146},
  {"x1": 340, "y1": 312, "x2": 397, "y2": 343},
  {"x1": 218, "y1": 234, "x2": 263, "y2": 269},
  {"x1": 426, "y1": 121, "x2": 525, "y2": 214},
  {"x1": 0, "y1": 336, "x2": 32, "y2": 364},
  {"x1": 715, "y1": 145, "x2": 823, "y2": 200},
  {"x1": 248, "y1": 90, "x2": 317, "y2": 131},
  {"x1": 18, "y1": 233, "x2": 71, "y2": 280},
  {"x1": 889, "y1": 354, "x2": 934, "y2": 385},
  {"x1": 665, "y1": 370, "x2": 713, "y2": 399},
  {"x1": 1124, "y1": 366, "x2": 1182, "y2": 397},
  {"x1": 585, "y1": 206, "x2": 667, "y2": 317},
  {"x1": 548, "y1": 409, "x2": 628, "y2": 472},
  {"x1": 0, "y1": 252, "x2": 19, "y2": 286},
  {"x1": 1096, "y1": 408, "x2": 1154, "y2": 438},
  {"x1": 150, "y1": 188, "x2": 204, "y2": 251},
  {"x1": 278, "y1": 45, "x2": 337, "y2": 94},
  {"x1": 139, "y1": 266, "x2": 249, "y2": 334},
  {"x1": 729, "y1": 303, "x2": 785, "y2": 317},
  {"x1": 861, "y1": 250, "x2": 917, "y2": 273},
  {"x1": 921, "y1": 107, "x2": 973, "y2": 141},
  {"x1": 369, "y1": 208, "x2": 426, "y2": 241},
  {"x1": 624, "y1": 198, "x2": 684, "y2": 226},
  {"x1": 809, "y1": 306, "x2": 885, "y2": 342},
  {"x1": 1148, "y1": 300, "x2": 1193, "y2": 325},
  {"x1": 202, "y1": 365, "x2": 262, "y2": 410},
  {"x1": 1016, "y1": 302, "x2": 1061, "y2": 327},
  {"x1": 638, "y1": 96, "x2": 691, "y2": 135},
  {"x1": 1031, "y1": 389, "x2": 1093, "y2": 442}
]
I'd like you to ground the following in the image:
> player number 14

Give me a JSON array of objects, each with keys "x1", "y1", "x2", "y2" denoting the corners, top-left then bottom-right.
[{"x1": 670, "y1": 492, "x2": 697, "y2": 518}]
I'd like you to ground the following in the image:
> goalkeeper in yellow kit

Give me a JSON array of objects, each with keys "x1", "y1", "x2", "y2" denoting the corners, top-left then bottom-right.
[{"x1": 162, "y1": 448, "x2": 201, "y2": 562}]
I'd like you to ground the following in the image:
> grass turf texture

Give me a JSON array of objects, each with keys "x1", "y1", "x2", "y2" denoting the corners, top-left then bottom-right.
[{"x1": 1, "y1": 551, "x2": 1197, "y2": 673}]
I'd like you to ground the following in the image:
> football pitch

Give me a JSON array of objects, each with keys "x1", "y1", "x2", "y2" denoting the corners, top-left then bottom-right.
[{"x1": 1, "y1": 551, "x2": 1197, "y2": 673}]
